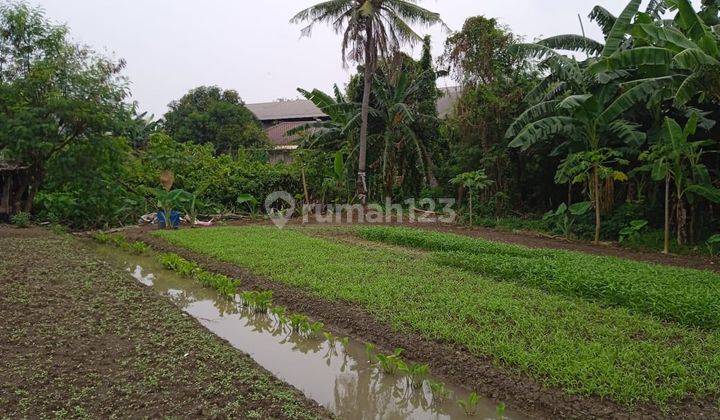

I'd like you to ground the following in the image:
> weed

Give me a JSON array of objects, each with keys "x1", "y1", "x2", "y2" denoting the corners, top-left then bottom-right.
[
  {"x1": 270, "y1": 305, "x2": 287, "y2": 318},
  {"x1": 91, "y1": 232, "x2": 112, "y2": 244},
  {"x1": 10, "y1": 212, "x2": 31, "y2": 228},
  {"x1": 196, "y1": 271, "x2": 239, "y2": 298},
  {"x1": 126, "y1": 241, "x2": 150, "y2": 255},
  {"x1": 457, "y1": 392, "x2": 480, "y2": 416}
]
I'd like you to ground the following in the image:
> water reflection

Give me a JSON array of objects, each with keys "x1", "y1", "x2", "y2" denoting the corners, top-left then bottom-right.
[{"x1": 91, "y1": 244, "x2": 525, "y2": 420}]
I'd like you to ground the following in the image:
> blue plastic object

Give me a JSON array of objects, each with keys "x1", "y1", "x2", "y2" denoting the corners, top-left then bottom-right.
[{"x1": 157, "y1": 210, "x2": 182, "y2": 229}]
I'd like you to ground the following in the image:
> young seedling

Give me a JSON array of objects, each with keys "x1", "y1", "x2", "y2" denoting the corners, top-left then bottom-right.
[
  {"x1": 289, "y1": 314, "x2": 310, "y2": 334},
  {"x1": 376, "y1": 348, "x2": 404, "y2": 375},
  {"x1": 457, "y1": 392, "x2": 480, "y2": 416},
  {"x1": 400, "y1": 362, "x2": 430, "y2": 389},
  {"x1": 339, "y1": 337, "x2": 350, "y2": 353},
  {"x1": 496, "y1": 402, "x2": 506, "y2": 419},
  {"x1": 365, "y1": 343, "x2": 377, "y2": 363},
  {"x1": 428, "y1": 380, "x2": 452, "y2": 403},
  {"x1": 270, "y1": 305, "x2": 287, "y2": 318},
  {"x1": 308, "y1": 321, "x2": 324, "y2": 335},
  {"x1": 240, "y1": 291, "x2": 273, "y2": 313},
  {"x1": 323, "y1": 332, "x2": 337, "y2": 346}
]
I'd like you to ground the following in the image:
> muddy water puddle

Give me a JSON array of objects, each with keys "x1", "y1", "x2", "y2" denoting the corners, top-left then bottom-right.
[{"x1": 91, "y1": 244, "x2": 525, "y2": 420}]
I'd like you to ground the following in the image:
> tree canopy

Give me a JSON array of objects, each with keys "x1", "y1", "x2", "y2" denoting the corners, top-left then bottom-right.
[{"x1": 163, "y1": 86, "x2": 268, "y2": 155}]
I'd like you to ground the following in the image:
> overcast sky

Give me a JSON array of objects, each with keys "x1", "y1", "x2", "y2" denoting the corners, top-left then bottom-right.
[{"x1": 26, "y1": 0, "x2": 699, "y2": 117}]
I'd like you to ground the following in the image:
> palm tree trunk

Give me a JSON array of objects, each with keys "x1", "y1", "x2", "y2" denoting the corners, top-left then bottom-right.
[
  {"x1": 593, "y1": 165, "x2": 601, "y2": 245},
  {"x1": 357, "y1": 22, "x2": 374, "y2": 206},
  {"x1": 663, "y1": 174, "x2": 670, "y2": 254}
]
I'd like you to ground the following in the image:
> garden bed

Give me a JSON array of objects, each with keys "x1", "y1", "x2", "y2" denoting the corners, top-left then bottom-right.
[
  {"x1": 127, "y1": 225, "x2": 720, "y2": 419},
  {"x1": 0, "y1": 227, "x2": 329, "y2": 419}
]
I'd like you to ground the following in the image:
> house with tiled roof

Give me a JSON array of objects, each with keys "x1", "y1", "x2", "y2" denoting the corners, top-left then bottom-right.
[{"x1": 247, "y1": 86, "x2": 460, "y2": 163}]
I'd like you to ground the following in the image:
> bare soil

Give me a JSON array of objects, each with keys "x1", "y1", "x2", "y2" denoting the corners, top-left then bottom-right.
[
  {"x1": 0, "y1": 226, "x2": 329, "y2": 419},
  {"x1": 126, "y1": 226, "x2": 720, "y2": 420}
]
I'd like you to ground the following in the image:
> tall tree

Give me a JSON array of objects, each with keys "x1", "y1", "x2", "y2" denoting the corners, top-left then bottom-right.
[
  {"x1": 0, "y1": 2, "x2": 131, "y2": 213},
  {"x1": 291, "y1": 0, "x2": 445, "y2": 204},
  {"x1": 163, "y1": 86, "x2": 268, "y2": 155}
]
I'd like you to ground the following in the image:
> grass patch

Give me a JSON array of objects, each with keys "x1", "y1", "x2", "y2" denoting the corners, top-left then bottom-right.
[
  {"x1": 358, "y1": 226, "x2": 720, "y2": 330},
  {"x1": 155, "y1": 226, "x2": 720, "y2": 406}
]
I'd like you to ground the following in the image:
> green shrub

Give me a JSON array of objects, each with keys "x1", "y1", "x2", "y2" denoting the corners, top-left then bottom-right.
[
  {"x1": 360, "y1": 226, "x2": 720, "y2": 329},
  {"x1": 91, "y1": 232, "x2": 113, "y2": 244},
  {"x1": 125, "y1": 241, "x2": 150, "y2": 255},
  {"x1": 10, "y1": 212, "x2": 31, "y2": 228}
]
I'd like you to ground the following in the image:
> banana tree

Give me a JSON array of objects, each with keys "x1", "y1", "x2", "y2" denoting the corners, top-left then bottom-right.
[
  {"x1": 639, "y1": 114, "x2": 720, "y2": 253},
  {"x1": 368, "y1": 69, "x2": 439, "y2": 200},
  {"x1": 156, "y1": 189, "x2": 194, "y2": 229},
  {"x1": 589, "y1": 0, "x2": 720, "y2": 111},
  {"x1": 506, "y1": 87, "x2": 643, "y2": 244}
]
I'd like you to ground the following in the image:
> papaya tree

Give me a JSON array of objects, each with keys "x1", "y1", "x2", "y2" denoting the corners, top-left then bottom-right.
[
  {"x1": 639, "y1": 114, "x2": 720, "y2": 253},
  {"x1": 451, "y1": 170, "x2": 494, "y2": 226}
]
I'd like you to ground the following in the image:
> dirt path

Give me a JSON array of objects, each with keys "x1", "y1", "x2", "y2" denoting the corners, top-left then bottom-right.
[
  {"x1": 0, "y1": 226, "x2": 330, "y2": 419},
  {"x1": 126, "y1": 227, "x2": 719, "y2": 420}
]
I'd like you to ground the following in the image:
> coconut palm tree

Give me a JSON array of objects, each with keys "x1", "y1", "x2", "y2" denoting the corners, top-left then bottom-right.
[{"x1": 291, "y1": 0, "x2": 446, "y2": 204}]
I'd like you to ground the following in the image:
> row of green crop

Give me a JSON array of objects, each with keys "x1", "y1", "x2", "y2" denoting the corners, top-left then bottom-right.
[
  {"x1": 154, "y1": 226, "x2": 720, "y2": 406},
  {"x1": 357, "y1": 226, "x2": 720, "y2": 330},
  {"x1": 150, "y1": 248, "x2": 493, "y2": 415}
]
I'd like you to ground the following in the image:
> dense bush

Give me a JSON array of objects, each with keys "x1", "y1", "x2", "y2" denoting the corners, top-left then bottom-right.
[
  {"x1": 358, "y1": 226, "x2": 720, "y2": 329},
  {"x1": 139, "y1": 133, "x2": 302, "y2": 214}
]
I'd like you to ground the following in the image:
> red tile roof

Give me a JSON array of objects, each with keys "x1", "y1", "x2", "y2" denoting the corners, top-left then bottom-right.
[{"x1": 265, "y1": 121, "x2": 311, "y2": 146}]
